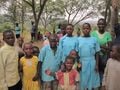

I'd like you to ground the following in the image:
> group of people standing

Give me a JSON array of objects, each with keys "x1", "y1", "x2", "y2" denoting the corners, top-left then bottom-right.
[{"x1": 0, "y1": 18, "x2": 120, "y2": 90}]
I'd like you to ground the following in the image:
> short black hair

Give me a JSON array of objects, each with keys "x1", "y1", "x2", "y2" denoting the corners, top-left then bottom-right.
[
  {"x1": 65, "y1": 55, "x2": 75, "y2": 64},
  {"x1": 22, "y1": 42, "x2": 33, "y2": 50},
  {"x1": 3, "y1": 29, "x2": 14, "y2": 38},
  {"x1": 83, "y1": 23, "x2": 91, "y2": 28},
  {"x1": 66, "y1": 23, "x2": 74, "y2": 28},
  {"x1": 98, "y1": 18, "x2": 106, "y2": 24}
]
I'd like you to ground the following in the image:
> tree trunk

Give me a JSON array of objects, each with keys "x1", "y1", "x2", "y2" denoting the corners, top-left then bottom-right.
[{"x1": 21, "y1": 0, "x2": 25, "y2": 33}]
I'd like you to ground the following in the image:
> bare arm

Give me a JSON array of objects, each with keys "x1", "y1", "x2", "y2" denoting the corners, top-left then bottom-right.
[
  {"x1": 19, "y1": 60, "x2": 23, "y2": 79},
  {"x1": 95, "y1": 52, "x2": 99, "y2": 72},
  {"x1": 33, "y1": 61, "x2": 42, "y2": 81}
]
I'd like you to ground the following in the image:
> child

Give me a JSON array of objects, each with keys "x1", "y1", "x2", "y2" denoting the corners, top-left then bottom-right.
[
  {"x1": 38, "y1": 34, "x2": 62, "y2": 90},
  {"x1": 45, "y1": 56, "x2": 80, "y2": 90},
  {"x1": 102, "y1": 44, "x2": 120, "y2": 90},
  {"x1": 58, "y1": 24, "x2": 78, "y2": 62},
  {"x1": 78, "y1": 23, "x2": 100, "y2": 90},
  {"x1": 20, "y1": 42, "x2": 40, "y2": 90},
  {"x1": 91, "y1": 18, "x2": 112, "y2": 84},
  {"x1": 0, "y1": 30, "x2": 22, "y2": 90},
  {"x1": 69, "y1": 49, "x2": 81, "y2": 71},
  {"x1": 33, "y1": 46, "x2": 40, "y2": 57}
]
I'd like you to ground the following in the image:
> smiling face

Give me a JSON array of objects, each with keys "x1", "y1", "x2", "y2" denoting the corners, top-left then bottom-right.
[
  {"x1": 97, "y1": 19, "x2": 106, "y2": 32},
  {"x1": 65, "y1": 58, "x2": 74, "y2": 71},
  {"x1": 49, "y1": 35, "x2": 58, "y2": 48},
  {"x1": 23, "y1": 43, "x2": 33, "y2": 57},
  {"x1": 3, "y1": 31, "x2": 15, "y2": 46}
]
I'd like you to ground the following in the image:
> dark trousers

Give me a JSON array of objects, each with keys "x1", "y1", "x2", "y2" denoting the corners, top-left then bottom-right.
[{"x1": 8, "y1": 80, "x2": 22, "y2": 90}]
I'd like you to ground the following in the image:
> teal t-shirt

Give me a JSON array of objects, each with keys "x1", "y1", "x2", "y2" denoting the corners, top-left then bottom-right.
[{"x1": 15, "y1": 26, "x2": 21, "y2": 35}]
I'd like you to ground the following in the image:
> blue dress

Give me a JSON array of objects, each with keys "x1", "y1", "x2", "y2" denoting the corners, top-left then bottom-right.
[
  {"x1": 77, "y1": 37, "x2": 100, "y2": 90},
  {"x1": 38, "y1": 45, "x2": 61, "y2": 81},
  {"x1": 58, "y1": 36, "x2": 78, "y2": 62}
]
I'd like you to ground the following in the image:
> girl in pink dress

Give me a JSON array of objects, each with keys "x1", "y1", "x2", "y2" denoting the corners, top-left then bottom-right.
[{"x1": 46, "y1": 56, "x2": 80, "y2": 90}]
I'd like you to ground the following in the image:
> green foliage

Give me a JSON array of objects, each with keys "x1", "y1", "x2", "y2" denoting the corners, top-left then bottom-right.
[{"x1": 0, "y1": 22, "x2": 13, "y2": 32}]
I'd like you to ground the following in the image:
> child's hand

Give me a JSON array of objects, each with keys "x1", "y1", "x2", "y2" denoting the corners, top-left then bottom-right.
[
  {"x1": 45, "y1": 69, "x2": 51, "y2": 75},
  {"x1": 32, "y1": 74, "x2": 39, "y2": 81}
]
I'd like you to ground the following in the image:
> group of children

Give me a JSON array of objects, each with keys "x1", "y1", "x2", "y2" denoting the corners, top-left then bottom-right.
[{"x1": 0, "y1": 18, "x2": 120, "y2": 90}]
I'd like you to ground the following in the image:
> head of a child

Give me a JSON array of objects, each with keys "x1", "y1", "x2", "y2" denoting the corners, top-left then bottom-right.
[
  {"x1": 17, "y1": 37, "x2": 24, "y2": 48},
  {"x1": 64, "y1": 56, "x2": 75, "y2": 72},
  {"x1": 69, "y1": 50, "x2": 79, "y2": 59},
  {"x1": 3, "y1": 30, "x2": 15, "y2": 46},
  {"x1": 82, "y1": 23, "x2": 91, "y2": 37},
  {"x1": 23, "y1": 42, "x2": 33, "y2": 58},
  {"x1": 97, "y1": 18, "x2": 106, "y2": 32},
  {"x1": 110, "y1": 44, "x2": 120, "y2": 61},
  {"x1": 60, "y1": 24, "x2": 66, "y2": 36},
  {"x1": 66, "y1": 24, "x2": 74, "y2": 36},
  {"x1": 33, "y1": 46, "x2": 39, "y2": 57},
  {"x1": 49, "y1": 34, "x2": 58, "y2": 49}
]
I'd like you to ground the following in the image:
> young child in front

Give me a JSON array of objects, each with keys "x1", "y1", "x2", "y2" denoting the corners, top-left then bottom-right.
[
  {"x1": 102, "y1": 44, "x2": 120, "y2": 90},
  {"x1": 20, "y1": 42, "x2": 40, "y2": 90},
  {"x1": 46, "y1": 56, "x2": 80, "y2": 90}
]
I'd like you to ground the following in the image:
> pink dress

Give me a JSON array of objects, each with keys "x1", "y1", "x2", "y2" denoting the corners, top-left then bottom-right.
[{"x1": 56, "y1": 69, "x2": 80, "y2": 90}]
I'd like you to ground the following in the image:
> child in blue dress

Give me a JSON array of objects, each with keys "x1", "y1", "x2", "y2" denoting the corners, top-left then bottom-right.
[
  {"x1": 38, "y1": 34, "x2": 61, "y2": 90},
  {"x1": 58, "y1": 24, "x2": 78, "y2": 62},
  {"x1": 78, "y1": 23, "x2": 100, "y2": 90}
]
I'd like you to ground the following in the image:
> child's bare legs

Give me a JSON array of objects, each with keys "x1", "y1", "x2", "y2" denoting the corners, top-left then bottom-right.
[
  {"x1": 42, "y1": 80, "x2": 58, "y2": 90},
  {"x1": 52, "y1": 80, "x2": 58, "y2": 90},
  {"x1": 42, "y1": 81, "x2": 52, "y2": 90}
]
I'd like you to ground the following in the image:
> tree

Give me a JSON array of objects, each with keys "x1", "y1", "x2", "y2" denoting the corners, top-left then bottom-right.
[
  {"x1": 23, "y1": 0, "x2": 48, "y2": 39},
  {"x1": 63, "y1": 0, "x2": 105, "y2": 25},
  {"x1": 40, "y1": 0, "x2": 65, "y2": 30},
  {"x1": 111, "y1": 0, "x2": 119, "y2": 26}
]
